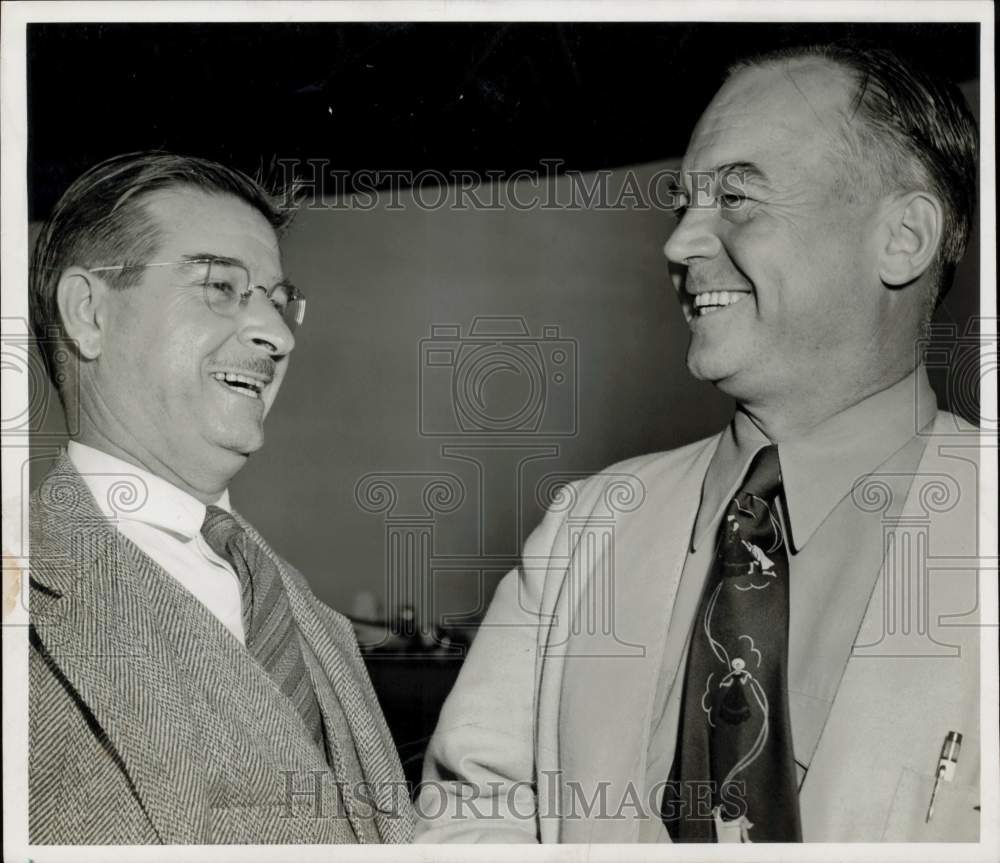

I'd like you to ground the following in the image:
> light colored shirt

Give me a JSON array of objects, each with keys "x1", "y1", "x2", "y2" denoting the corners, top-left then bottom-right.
[
  {"x1": 67, "y1": 441, "x2": 245, "y2": 645},
  {"x1": 641, "y1": 366, "x2": 938, "y2": 841}
]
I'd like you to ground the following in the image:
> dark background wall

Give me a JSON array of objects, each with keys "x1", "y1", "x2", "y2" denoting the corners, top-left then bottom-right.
[{"x1": 24, "y1": 23, "x2": 982, "y2": 632}]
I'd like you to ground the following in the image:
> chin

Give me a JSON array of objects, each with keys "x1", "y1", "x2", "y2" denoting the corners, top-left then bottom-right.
[
  {"x1": 686, "y1": 329, "x2": 763, "y2": 390},
  {"x1": 209, "y1": 425, "x2": 266, "y2": 460},
  {"x1": 686, "y1": 347, "x2": 737, "y2": 385}
]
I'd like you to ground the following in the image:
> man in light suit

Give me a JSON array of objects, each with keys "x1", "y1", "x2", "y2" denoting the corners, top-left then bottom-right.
[
  {"x1": 28, "y1": 153, "x2": 413, "y2": 844},
  {"x1": 417, "y1": 44, "x2": 985, "y2": 843}
]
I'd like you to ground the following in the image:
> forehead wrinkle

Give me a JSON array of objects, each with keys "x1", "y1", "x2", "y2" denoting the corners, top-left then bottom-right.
[{"x1": 681, "y1": 119, "x2": 798, "y2": 192}]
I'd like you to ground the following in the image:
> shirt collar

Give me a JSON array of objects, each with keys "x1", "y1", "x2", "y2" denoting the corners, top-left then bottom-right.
[
  {"x1": 691, "y1": 365, "x2": 937, "y2": 553},
  {"x1": 691, "y1": 411, "x2": 770, "y2": 551},
  {"x1": 66, "y1": 440, "x2": 231, "y2": 541}
]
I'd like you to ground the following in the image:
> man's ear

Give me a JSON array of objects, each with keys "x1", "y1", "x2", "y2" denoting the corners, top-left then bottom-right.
[
  {"x1": 56, "y1": 267, "x2": 109, "y2": 359},
  {"x1": 879, "y1": 191, "x2": 944, "y2": 287}
]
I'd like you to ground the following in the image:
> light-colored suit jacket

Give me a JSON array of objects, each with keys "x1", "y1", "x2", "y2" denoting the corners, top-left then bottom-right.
[
  {"x1": 29, "y1": 454, "x2": 414, "y2": 844},
  {"x1": 418, "y1": 412, "x2": 983, "y2": 843}
]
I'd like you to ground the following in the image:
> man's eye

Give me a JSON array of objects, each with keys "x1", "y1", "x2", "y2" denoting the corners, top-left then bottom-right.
[
  {"x1": 205, "y1": 280, "x2": 238, "y2": 296},
  {"x1": 268, "y1": 287, "x2": 289, "y2": 312},
  {"x1": 719, "y1": 194, "x2": 747, "y2": 209}
]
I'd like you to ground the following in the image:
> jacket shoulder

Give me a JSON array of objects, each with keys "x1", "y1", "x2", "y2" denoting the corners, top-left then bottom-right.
[
  {"x1": 551, "y1": 433, "x2": 720, "y2": 520},
  {"x1": 596, "y1": 434, "x2": 721, "y2": 481}
]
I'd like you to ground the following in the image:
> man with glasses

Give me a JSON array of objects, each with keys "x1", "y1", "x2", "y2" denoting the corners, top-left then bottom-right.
[{"x1": 27, "y1": 153, "x2": 412, "y2": 844}]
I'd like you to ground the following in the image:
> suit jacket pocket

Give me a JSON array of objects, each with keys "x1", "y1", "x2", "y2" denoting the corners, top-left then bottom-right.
[{"x1": 881, "y1": 768, "x2": 979, "y2": 842}]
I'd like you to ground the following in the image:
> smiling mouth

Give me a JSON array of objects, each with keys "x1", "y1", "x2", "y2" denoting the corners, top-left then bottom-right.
[
  {"x1": 211, "y1": 371, "x2": 266, "y2": 399},
  {"x1": 690, "y1": 290, "x2": 751, "y2": 316}
]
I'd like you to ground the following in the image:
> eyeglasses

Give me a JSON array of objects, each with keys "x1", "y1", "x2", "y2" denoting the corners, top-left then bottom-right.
[{"x1": 88, "y1": 258, "x2": 306, "y2": 331}]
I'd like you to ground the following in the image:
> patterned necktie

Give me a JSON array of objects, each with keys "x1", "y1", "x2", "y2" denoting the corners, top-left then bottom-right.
[
  {"x1": 663, "y1": 445, "x2": 801, "y2": 842},
  {"x1": 201, "y1": 505, "x2": 325, "y2": 752}
]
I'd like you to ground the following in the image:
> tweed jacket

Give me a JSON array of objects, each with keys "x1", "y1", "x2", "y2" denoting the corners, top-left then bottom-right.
[
  {"x1": 418, "y1": 411, "x2": 983, "y2": 843},
  {"x1": 28, "y1": 453, "x2": 414, "y2": 844}
]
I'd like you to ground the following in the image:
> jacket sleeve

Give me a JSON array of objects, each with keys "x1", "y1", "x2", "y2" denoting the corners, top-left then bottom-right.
[{"x1": 414, "y1": 493, "x2": 573, "y2": 843}]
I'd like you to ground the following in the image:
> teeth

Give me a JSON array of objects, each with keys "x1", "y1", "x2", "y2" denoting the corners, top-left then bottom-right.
[
  {"x1": 692, "y1": 291, "x2": 750, "y2": 315},
  {"x1": 211, "y1": 371, "x2": 264, "y2": 398}
]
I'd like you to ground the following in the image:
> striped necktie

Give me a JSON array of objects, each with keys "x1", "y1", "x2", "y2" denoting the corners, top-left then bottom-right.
[
  {"x1": 663, "y1": 445, "x2": 801, "y2": 842},
  {"x1": 201, "y1": 505, "x2": 325, "y2": 752}
]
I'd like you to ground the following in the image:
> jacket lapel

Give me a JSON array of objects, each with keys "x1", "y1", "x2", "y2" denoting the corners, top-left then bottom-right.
[
  {"x1": 30, "y1": 454, "x2": 208, "y2": 843},
  {"x1": 551, "y1": 440, "x2": 717, "y2": 842},
  {"x1": 235, "y1": 516, "x2": 414, "y2": 843},
  {"x1": 799, "y1": 420, "x2": 981, "y2": 840}
]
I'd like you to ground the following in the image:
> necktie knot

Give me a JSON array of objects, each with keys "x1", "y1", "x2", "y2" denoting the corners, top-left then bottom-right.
[
  {"x1": 201, "y1": 504, "x2": 244, "y2": 558},
  {"x1": 738, "y1": 445, "x2": 782, "y2": 501}
]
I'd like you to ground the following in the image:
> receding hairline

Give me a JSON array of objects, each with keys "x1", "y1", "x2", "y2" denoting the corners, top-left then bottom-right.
[
  {"x1": 722, "y1": 56, "x2": 864, "y2": 130},
  {"x1": 116, "y1": 183, "x2": 284, "y2": 263},
  {"x1": 134, "y1": 183, "x2": 284, "y2": 234}
]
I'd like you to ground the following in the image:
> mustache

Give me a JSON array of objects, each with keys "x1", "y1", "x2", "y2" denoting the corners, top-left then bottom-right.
[
  {"x1": 217, "y1": 356, "x2": 277, "y2": 380},
  {"x1": 679, "y1": 268, "x2": 754, "y2": 295}
]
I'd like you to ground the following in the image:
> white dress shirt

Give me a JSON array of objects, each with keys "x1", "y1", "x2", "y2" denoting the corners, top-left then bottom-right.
[{"x1": 67, "y1": 441, "x2": 246, "y2": 644}]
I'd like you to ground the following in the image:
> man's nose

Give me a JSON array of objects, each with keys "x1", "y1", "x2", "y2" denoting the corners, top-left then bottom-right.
[
  {"x1": 237, "y1": 289, "x2": 296, "y2": 356},
  {"x1": 663, "y1": 207, "x2": 723, "y2": 266}
]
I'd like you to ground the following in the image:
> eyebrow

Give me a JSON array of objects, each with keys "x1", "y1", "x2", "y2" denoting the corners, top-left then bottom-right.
[
  {"x1": 180, "y1": 252, "x2": 244, "y2": 267},
  {"x1": 715, "y1": 161, "x2": 772, "y2": 188},
  {"x1": 670, "y1": 161, "x2": 773, "y2": 198},
  {"x1": 179, "y1": 253, "x2": 292, "y2": 287}
]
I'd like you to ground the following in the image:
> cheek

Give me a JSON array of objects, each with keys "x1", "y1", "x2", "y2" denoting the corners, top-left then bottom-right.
[
  {"x1": 262, "y1": 364, "x2": 289, "y2": 415},
  {"x1": 723, "y1": 220, "x2": 807, "y2": 309},
  {"x1": 729, "y1": 210, "x2": 861, "y2": 312},
  {"x1": 112, "y1": 313, "x2": 213, "y2": 402}
]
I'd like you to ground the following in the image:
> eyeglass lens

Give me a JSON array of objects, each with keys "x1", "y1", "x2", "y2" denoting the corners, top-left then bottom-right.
[{"x1": 202, "y1": 260, "x2": 305, "y2": 330}]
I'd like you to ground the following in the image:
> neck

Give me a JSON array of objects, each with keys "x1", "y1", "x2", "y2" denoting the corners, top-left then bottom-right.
[
  {"x1": 74, "y1": 417, "x2": 235, "y2": 506},
  {"x1": 736, "y1": 368, "x2": 914, "y2": 442}
]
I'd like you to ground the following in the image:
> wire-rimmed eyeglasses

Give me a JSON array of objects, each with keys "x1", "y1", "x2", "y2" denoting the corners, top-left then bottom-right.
[{"x1": 88, "y1": 258, "x2": 306, "y2": 331}]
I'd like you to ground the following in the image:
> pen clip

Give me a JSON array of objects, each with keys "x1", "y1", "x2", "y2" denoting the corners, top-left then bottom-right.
[{"x1": 926, "y1": 730, "x2": 962, "y2": 824}]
